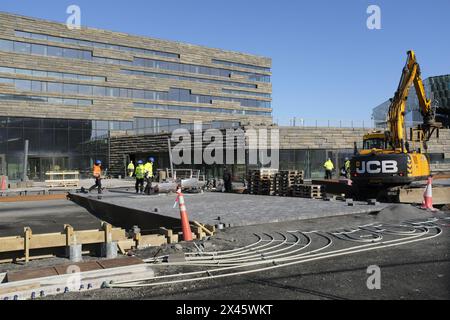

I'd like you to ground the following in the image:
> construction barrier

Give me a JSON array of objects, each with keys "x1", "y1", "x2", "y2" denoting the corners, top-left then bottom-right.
[
  {"x1": 421, "y1": 176, "x2": 437, "y2": 211},
  {"x1": 175, "y1": 188, "x2": 193, "y2": 241}
]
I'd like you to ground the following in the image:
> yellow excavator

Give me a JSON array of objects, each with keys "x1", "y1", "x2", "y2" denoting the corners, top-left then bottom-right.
[{"x1": 351, "y1": 50, "x2": 442, "y2": 200}]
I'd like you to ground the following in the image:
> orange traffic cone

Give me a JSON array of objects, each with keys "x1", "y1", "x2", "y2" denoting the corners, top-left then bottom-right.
[
  {"x1": 421, "y1": 176, "x2": 437, "y2": 211},
  {"x1": 175, "y1": 187, "x2": 193, "y2": 241},
  {"x1": 1, "y1": 176, "x2": 6, "y2": 192}
]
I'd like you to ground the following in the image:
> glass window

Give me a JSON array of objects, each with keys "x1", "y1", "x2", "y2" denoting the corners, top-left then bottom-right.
[
  {"x1": 93, "y1": 86, "x2": 106, "y2": 96},
  {"x1": 32, "y1": 70, "x2": 47, "y2": 77},
  {"x1": 63, "y1": 83, "x2": 78, "y2": 94},
  {"x1": 31, "y1": 81, "x2": 42, "y2": 92},
  {"x1": 0, "y1": 78, "x2": 13, "y2": 85},
  {"x1": 47, "y1": 72, "x2": 62, "y2": 79},
  {"x1": 31, "y1": 33, "x2": 47, "y2": 41},
  {"x1": 144, "y1": 91, "x2": 155, "y2": 100},
  {"x1": 15, "y1": 31, "x2": 31, "y2": 38},
  {"x1": 48, "y1": 97, "x2": 63, "y2": 104},
  {"x1": 14, "y1": 41, "x2": 31, "y2": 54},
  {"x1": 77, "y1": 99, "x2": 92, "y2": 106},
  {"x1": 78, "y1": 85, "x2": 93, "y2": 95},
  {"x1": 31, "y1": 44, "x2": 47, "y2": 55},
  {"x1": 0, "y1": 66, "x2": 12, "y2": 73},
  {"x1": 0, "y1": 39, "x2": 13, "y2": 52},
  {"x1": 15, "y1": 68, "x2": 32, "y2": 76},
  {"x1": 15, "y1": 79, "x2": 31, "y2": 91},
  {"x1": 63, "y1": 98, "x2": 77, "y2": 105},
  {"x1": 82, "y1": 51, "x2": 92, "y2": 60},
  {"x1": 63, "y1": 73, "x2": 78, "y2": 80},
  {"x1": 47, "y1": 82, "x2": 63, "y2": 93},
  {"x1": 47, "y1": 46, "x2": 63, "y2": 57},
  {"x1": 133, "y1": 89, "x2": 145, "y2": 99}
]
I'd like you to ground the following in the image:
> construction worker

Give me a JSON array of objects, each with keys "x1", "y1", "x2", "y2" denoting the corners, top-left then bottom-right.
[
  {"x1": 323, "y1": 158, "x2": 334, "y2": 180},
  {"x1": 88, "y1": 160, "x2": 103, "y2": 194},
  {"x1": 135, "y1": 160, "x2": 145, "y2": 194},
  {"x1": 223, "y1": 166, "x2": 232, "y2": 193},
  {"x1": 144, "y1": 157, "x2": 155, "y2": 195},
  {"x1": 344, "y1": 157, "x2": 351, "y2": 179},
  {"x1": 127, "y1": 160, "x2": 135, "y2": 178}
]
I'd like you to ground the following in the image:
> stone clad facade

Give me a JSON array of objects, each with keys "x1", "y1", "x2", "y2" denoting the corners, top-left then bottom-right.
[{"x1": 0, "y1": 12, "x2": 272, "y2": 180}]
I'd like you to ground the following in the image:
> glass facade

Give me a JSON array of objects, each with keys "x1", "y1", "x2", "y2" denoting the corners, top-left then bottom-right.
[
  {"x1": 0, "y1": 66, "x2": 105, "y2": 82},
  {"x1": 133, "y1": 103, "x2": 271, "y2": 116},
  {"x1": 0, "y1": 75, "x2": 270, "y2": 108},
  {"x1": 211, "y1": 59, "x2": 271, "y2": 72},
  {"x1": 0, "y1": 93, "x2": 92, "y2": 106},
  {"x1": 121, "y1": 69, "x2": 258, "y2": 89},
  {"x1": 15, "y1": 30, "x2": 179, "y2": 59},
  {"x1": 373, "y1": 75, "x2": 450, "y2": 128},
  {"x1": 279, "y1": 149, "x2": 354, "y2": 179},
  {"x1": 0, "y1": 116, "x2": 243, "y2": 180},
  {"x1": 0, "y1": 116, "x2": 133, "y2": 180},
  {"x1": 0, "y1": 39, "x2": 271, "y2": 83}
]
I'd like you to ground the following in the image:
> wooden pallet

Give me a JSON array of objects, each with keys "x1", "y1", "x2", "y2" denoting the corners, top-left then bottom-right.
[
  {"x1": 247, "y1": 169, "x2": 278, "y2": 195},
  {"x1": 273, "y1": 170, "x2": 304, "y2": 196},
  {"x1": 292, "y1": 184, "x2": 324, "y2": 199}
]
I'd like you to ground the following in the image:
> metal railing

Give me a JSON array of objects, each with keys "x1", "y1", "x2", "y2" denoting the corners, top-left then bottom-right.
[{"x1": 275, "y1": 118, "x2": 374, "y2": 129}]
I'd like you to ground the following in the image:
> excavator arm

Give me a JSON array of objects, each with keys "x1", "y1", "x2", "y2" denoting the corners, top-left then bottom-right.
[{"x1": 386, "y1": 50, "x2": 439, "y2": 152}]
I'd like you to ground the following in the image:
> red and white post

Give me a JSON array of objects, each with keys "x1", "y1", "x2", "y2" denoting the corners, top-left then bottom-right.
[
  {"x1": 421, "y1": 176, "x2": 437, "y2": 212},
  {"x1": 175, "y1": 187, "x2": 193, "y2": 241}
]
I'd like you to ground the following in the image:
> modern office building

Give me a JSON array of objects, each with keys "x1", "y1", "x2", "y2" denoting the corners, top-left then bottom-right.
[
  {"x1": 0, "y1": 12, "x2": 272, "y2": 180},
  {"x1": 373, "y1": 74, "x2": 450, "y2": 128}
]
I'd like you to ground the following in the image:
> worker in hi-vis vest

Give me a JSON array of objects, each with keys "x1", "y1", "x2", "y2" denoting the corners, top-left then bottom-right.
[
  {"x1": 127, "y1": 160, "x2": 135, "y2": 177},
  {"x1": 144, "y1": 157, "x2": 155, "y2": 195},
  {"x1": 344, "y1": 157, "x2": 351, "y2": 179},
  {"x1": 88, "y1": 160, "x2": 103, "y2": 194},
  {"x1": 323, "y1": 158, "x2": 334, "y2": 180},
  {"x1": 135, "y1": 160, "x2": 145, "y2": 194}
]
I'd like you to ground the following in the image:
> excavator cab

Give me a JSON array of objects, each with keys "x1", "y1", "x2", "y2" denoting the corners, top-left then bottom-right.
[{"x1": 359, "y1": 131, "x2": 386, "y2": 155}]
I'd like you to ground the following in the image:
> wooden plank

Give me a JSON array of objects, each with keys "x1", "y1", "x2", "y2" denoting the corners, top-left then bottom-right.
[
  {"x1": 7, "y1": 267, "x2": 59, "y2": 282},
  {"x1": 53, "y1": 261, "x2": 102, "y2": 275},
  {"x1": 97, "y1": 257, "x2": 143, "y2": 269},
  {"x1": 0, "y1": 194, "x2": 67, "y2": 203},
  {"x1": 0, "y1": 237, "x2": 24, "y2": 253},
  {"x1": 30, "y1": 233, "x2": 66, "y2": 249},
  {"x1": 137, "y1": 234, "x2": 167, "y2": 248}
]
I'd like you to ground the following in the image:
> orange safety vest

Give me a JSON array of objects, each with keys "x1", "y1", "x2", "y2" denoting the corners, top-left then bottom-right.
[{"x1": 93, "y1": 165, "x2": 101, "y2": 178}]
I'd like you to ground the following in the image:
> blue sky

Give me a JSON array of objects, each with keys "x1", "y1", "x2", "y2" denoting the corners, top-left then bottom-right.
[{"x1": 1, "y1": 0, "x2": 449, "y2": 125}]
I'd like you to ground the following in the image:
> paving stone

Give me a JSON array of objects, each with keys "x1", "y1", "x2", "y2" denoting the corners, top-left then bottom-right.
[{"x1": 74, "y1": 192, "x2": 389, "y2": 227}]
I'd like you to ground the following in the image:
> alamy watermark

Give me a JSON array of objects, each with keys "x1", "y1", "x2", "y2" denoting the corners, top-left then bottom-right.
[
  {"x1": 366, "y1": 265, "x2": 381, "y2": 290},
  {"x1": 66, "y1": 5, "x2": 81, "y2": 30},
  {"x1": 170, "y1": 122, "x2": 279, "y2": 169},
  {"x1": 367, "y1": 5, "x2": 381, "y2": 30},
  {"x1": 65, "y1": 265, "x2": 82, "y2": 292}
]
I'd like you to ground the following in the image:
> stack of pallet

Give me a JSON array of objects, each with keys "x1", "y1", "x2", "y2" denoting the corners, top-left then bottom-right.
[
  {"x1": 292, "y1": 184, "x2": 324, "y2": 199},
  {"x1": 273, "y1": 170, "x2": 304, "y2": 196},
  {"x1": 247, "y1": 169, "x2": 278, "y2": 195}
]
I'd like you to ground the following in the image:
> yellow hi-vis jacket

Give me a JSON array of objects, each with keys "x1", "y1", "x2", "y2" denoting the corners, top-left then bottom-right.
[
  {"x1": 144, "y1": 162, "x2": 153, "y2": 177},
  {"x1": 127, "y1": 162, "x2": 135, "y2": 170},
  {"x1": 345, "y1": 160, "x2": 351, "y2": 171},
  {"x1": 135, "y1": 165, "x2": 145, "y2": 179},
  {"x1": 324, "y1": 160, "x2": 334, "y2": 171}
]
